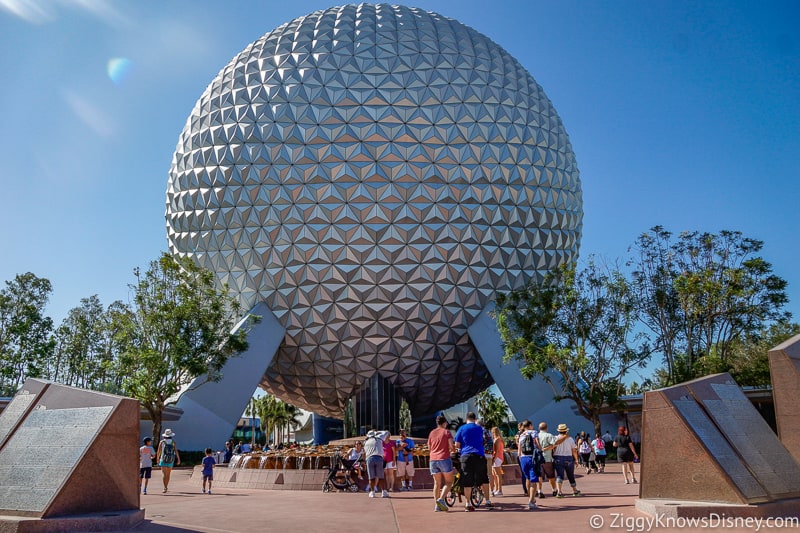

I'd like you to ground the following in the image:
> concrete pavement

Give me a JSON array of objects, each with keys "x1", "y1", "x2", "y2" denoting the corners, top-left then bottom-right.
[
  {"x1": 131, "y1": 462, "x2": 792, "y2": 532},
  {"x1": 131, "y1": 463, "x2": 663, "y2": 533}
]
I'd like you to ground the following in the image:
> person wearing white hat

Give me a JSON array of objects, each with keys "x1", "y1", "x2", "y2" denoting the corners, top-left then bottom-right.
[
  {"x1": 157, "y1": 428, "x2": 181, "y2": 493},
  {"x1": 552, "y1": 424, "x2": 581, "y2": 498}
]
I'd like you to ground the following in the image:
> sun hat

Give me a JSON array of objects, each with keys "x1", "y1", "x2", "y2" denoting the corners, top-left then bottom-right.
[
  {"x1": 366, "y1": 430, "x2": 376, "y2": 438},
  {"x1": 162, "y1": 428, "x2": 176, "y2": 438},
  {"x1": 557, "y1": 424, "x2": 569, "y2": 433}
]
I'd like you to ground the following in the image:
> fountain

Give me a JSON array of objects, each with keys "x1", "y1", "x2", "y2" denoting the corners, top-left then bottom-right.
[{"x1": 207, "y1": 439, "x2": 521, "y2": 491}]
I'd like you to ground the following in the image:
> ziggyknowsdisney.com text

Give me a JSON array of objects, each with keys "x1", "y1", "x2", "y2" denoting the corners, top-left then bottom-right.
[{"x1": 589, "y1": 513, "x2": 799, "y2": 532}]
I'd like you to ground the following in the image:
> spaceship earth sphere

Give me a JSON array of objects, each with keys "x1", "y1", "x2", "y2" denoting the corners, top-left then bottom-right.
[{"x1": 165, "y1": 3, "x2": 583, "y2": 418}]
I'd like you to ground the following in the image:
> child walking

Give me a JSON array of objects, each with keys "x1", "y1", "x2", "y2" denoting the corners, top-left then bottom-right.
[
  {"x1": 139, "y1": 437, "x2": 156, "y2": 494},
  {"x1": 202, "y1": 447, "x2": 216, "y2": 494}
]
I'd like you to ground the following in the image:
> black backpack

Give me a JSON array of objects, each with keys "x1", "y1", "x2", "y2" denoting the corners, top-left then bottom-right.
[
  {"x1": 519, "y1": 431, "x2": 534, "y2": 455},
  {"x1": 161, "y1": 441, "x2": 176, "y2": 463}
]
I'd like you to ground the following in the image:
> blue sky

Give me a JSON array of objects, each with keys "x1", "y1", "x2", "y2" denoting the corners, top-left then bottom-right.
[{"x1": 1, "y1": 0, "x2": 798, "y2": 359}]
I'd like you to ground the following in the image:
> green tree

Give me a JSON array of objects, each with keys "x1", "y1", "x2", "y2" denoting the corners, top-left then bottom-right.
[
  {"x1": 113, "y1": 253, "x2": 250, "y2": 442},
  {"x1": 727, "y1": 321, "x2": 800, "y2": 386},
  {"x1": 399, "y1": 398, "x2": 412, "y2": 433},
  {"x1": 0, "y1": 273, "x2": 55, "y2": 395},
  {"x1": 50, "y1": 295, "x2": 121, "y2": 392},
  {"x1": 256, "y1": 394, "x2": 303, "y2": 445},
  {"x1": 495, "y1": 260, "x2": 651, "y2": 435},
  {"x1": 343, "y1": 398, "x2": 355, "y2": 438},
  {"x1": 629, "y1": 227, "x2": 789, "y2": 384},
  {"x1": 255, "y1": 394, "x2": 279, "y2": 445},
  {"x1": 628, "y1": 226, "x2": 684, "y2": 384},
  {"x1": 475, "y1": 389, "x2": 509, "y2": 431}
]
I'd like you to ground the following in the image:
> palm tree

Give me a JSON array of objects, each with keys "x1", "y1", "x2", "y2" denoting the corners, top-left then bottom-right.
[
  {"x1": 280, "y1": 403, "x2": 303, "y2": 443},
  {"x1": 256, "y1": 394, "x2": 303, "y2": 445},
  {"x1": 255, "y1": 394, "x2": 281, "y2": 445},
  {"x1": 475, "y1": 388, "x2": 509, "y2": 430}
]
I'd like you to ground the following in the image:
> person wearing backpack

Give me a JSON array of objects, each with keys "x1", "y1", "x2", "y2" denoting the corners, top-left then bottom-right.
[
  {"x1": 591, "y1": 432, "x2": 607, "y2": 473},
  {"x1": 577, "y1": 432, "x2": 595, "y2": 474},
  {"x1": 516, "y1": 419, "x2": 541, "y2": 511},
  {"x1": 157, "y1": 428, "x2": 181, "y2": 494}
]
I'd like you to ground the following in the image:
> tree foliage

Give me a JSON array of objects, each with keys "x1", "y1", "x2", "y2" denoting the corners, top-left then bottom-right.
[
  {"x1": 255, "y1": 394, "x2": 303, "y2": 445},
  {"x1": 629, "y1": 226, "x2": 789, "y2": 385},
  {"x1": 495, "y1": 260, "x2": 652, "y2": 434},
  {"x1": 48, "y1": 295, "x2": 122, "y2": 393},
  {"x1": 475, "y1": 388, "x2": 509, "y2": 432},
  {"x1": 113, "y1": 253, "x2": 250, "y2": 441},
  {"x1": 0, "y1": 273, "x2": 55, "y2": 395},
  {"x1": 726, "y1": 321, "x2": 800, "y2": 387},
  {"x1": 399, "y1": 398, "x2": 412, "y2": 433}
]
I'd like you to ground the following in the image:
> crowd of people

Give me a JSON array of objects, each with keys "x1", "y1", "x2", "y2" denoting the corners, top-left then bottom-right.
[
  {"x1": 137, "y1": 421, "x2": 639, "y2": 507},
  {"x1": 337, "y1": 413, "x2": 639, "y2": 513}
]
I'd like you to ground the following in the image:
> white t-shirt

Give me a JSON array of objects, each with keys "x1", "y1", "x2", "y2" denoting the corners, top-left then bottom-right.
[
  {"x1": 553, "y1": 436, "x2": 576, "y2": 457},
  {"x1": 518, "y1": 429, "x2": 538, "y2": 456},
  {"x1": 347, "y1": 448, "x2": 363, "y2": 461},
  {"x1": 364, "y1": 430, "x2": 390, "y2": 458}
]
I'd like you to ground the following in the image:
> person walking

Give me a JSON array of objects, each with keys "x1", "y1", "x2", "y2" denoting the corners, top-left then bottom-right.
[
  {"x1": 536, "y1": 422, "x2": 559, "y2": 498},
  {"x1": 613, "y1": 426, "x2": 639, "y2": 483},
  {"x1": 139, "y1": 437, "x2": 156, "y2": 495},
  {"x1": 454, "y1": 412, "x2": 493, "y2": 511},
  {"x1": 490, "y1": 427, "x2": 504, "y2": 497},
  {"x1": 514, "y1": 421, "x2": 527, "y2": 495},
  {"x1": 428, "y1": 415, "x2": 456, "y2": 512},
  {"x1": 201, "y1": 447, "x2": 215, "y2": 494},
  {"x1": 552, "y1": 424, "x2": 582, "y2": 498},
  {"x1": 156, "y1": 428, "x2": 181, "y2": 494},
  {"x1": 516, "y1": 420, "x2": 540, "y2": 510},
  {"x1": 591, "y1": 432, "x2": 607, "y2": 473},
  {"x1": 478, "y1": 419, "x2": 494, "y2": 491},
  {"x1": 577, "y1": 431, "x2": 596, "y2": 474},
  {"x1": 364, "y1": 429, "x2": 391, "y2": 498},
  {"x1": 396, "y1": 428, "x2": 415, "y2": 491}
]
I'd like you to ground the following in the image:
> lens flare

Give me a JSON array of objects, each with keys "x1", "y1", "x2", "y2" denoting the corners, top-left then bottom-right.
[{"x1": 107, "y1": 57, "x2": 132, "y2": 84}]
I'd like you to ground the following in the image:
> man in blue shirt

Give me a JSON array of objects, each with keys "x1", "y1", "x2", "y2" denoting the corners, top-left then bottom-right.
[
  {"x1": 454, "y1": 412, "x2": 493, "y2": 510},
  {"x1": 396, "y1": 428, "x2": 416, "y2": 490}
]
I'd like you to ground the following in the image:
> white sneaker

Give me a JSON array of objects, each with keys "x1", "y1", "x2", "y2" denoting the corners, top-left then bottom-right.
[
  {"x1": 369, "y1": 490, "x2": 375, "y2": 498},
  {"x1": 381, "y1": 490, "x2": 389, "y2": 498}
]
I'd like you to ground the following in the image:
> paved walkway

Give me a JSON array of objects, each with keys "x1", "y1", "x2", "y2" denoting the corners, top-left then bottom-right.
[
  {"x1": 130, "y1": 463, "x2": 678, "y2": 533},
  {"x1": 131, "y1": 463, "x2": 796, "y2": 532}
]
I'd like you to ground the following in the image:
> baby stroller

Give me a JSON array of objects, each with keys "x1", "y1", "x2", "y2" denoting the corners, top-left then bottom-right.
[{"x1": 322, "y1": 450, "x2": 361, "y2": 493}]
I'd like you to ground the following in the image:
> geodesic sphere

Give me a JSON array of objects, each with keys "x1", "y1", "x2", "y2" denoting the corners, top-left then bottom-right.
[{"x1": 166, "y1": 3, "x2": 582, "y2": 417}]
